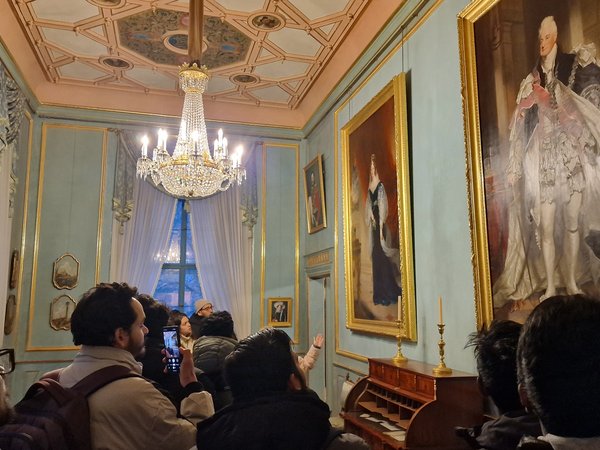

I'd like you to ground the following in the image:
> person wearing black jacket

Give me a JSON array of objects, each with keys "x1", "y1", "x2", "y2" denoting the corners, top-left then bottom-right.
[{"x1": 196, "y1": 328, "x2": 367, "y2": 450}]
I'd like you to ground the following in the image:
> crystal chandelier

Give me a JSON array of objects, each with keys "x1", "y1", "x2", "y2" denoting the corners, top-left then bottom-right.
[{"x1": 136, "y1": 0, "x2": 245, "y2": 198}]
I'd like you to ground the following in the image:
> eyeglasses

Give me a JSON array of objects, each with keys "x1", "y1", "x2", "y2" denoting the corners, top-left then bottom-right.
[
  {"x1": 0, "y1": 349, "x2": 15, "y2": 375},
  {"x1": 200, "y1": 305, "x2": 213, "y2": 311}
]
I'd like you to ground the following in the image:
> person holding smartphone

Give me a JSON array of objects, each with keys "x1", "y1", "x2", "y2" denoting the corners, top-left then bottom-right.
[{"x1": 56, "y1": 283, "x2": 214, "y2": 450}]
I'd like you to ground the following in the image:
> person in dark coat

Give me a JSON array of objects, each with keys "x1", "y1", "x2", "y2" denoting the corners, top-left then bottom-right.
[
  {"x1": 196, "y1": 328, "x2": 368, "y2": 450},
  {"x1": 457, "y1": 320, "x2": 541, "y2": 449},
  {"x1": 137, "y1": 294, "x2": 214, "y2": 411},
  {"x1": 193, "y1": 311, "x2": 237, "y2": 410}
]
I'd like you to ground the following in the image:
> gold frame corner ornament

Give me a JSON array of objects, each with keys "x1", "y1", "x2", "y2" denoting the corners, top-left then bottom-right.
[{"x1": 340, "y1": 74, "x2": 416, "y2": 341}]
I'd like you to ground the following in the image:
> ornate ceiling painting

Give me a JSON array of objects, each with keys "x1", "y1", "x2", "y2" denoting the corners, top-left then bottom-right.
[{"x1": 5, "y1": 0, "x2": 399, "y2": 127}]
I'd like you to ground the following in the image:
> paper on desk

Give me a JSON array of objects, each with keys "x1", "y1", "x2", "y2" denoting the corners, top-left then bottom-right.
[
  {"x1": 380, "y1": 422, "x2": 402, "y2": 431},
  {"x1": 384, "y1": 430, "x2": 406, "y2": 441}
]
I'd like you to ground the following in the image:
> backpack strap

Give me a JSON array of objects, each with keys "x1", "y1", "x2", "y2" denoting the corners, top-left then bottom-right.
[{"x1": 71, "y1": 365, "x2": 142, "y2": 397}]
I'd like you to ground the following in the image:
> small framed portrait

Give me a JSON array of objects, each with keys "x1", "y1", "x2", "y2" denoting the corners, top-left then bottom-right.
[
  {"x1": 268, "y1": 297, "x2": 292, "y2": 327},
  {"x1": 52, "y1": 253, "x2": 80, "y2": 290},
  {"x1": 50, "y1": 294, "x2": 76, "y2": 331},
  {"x1": 9, "y1": 250, "x2": 19, "y2": 290},
  {"x1": 303, "y1": 154, "x2": 327, "y2": 234}
]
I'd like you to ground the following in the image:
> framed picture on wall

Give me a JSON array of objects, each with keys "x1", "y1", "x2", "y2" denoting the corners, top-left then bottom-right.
[
  {"x1": 52, "y1": 253, "x2": 80, "y2": 290},
  {"x1": 267, "y1": 297, "x2": 292, "y2": 327},
  {"x1": 459, "y1": 1, "x2": 600, "y2": 328},
  {"x1": 303, "y1": 154, "x2": 327, "y2": 234},
  {"x1": 50, "y1": 294, "x2": 76, "y2": 331},
  {"x1": 341, "y1": 74, "x2": 416, "y2": 339}
]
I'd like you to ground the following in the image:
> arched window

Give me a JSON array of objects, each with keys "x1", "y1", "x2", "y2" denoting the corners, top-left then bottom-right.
[{"x1": 154, "y1": 199, "x2": 202, "y2": 317}]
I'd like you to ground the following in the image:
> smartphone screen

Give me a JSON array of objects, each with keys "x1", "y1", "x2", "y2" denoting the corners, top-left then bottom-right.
[{"x1": 162, "y1": 325, "x2": 181, "y2": 373}]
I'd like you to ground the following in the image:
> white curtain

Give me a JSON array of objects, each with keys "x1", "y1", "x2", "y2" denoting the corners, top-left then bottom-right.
[
  {"x1": 189, "y1": 186, "x2": 252, "y2": 339},
  {"x1": 110, "y1": 178, "x2": 176, "y2": 294}
]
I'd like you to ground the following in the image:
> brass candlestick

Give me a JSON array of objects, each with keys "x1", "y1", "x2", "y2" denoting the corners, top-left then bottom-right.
[
  {"x1": 392, "y1": 319, "x2": 407, "y2": 364},
  {"x1": 432, "y1": 323, "x2": 452, "y2": 375}
]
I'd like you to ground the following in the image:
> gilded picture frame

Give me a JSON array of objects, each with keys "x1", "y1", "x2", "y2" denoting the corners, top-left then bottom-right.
[
  {"x1": 50, "y1": 294, "x2": 76, "y2": 331},
  {"x1": 341, "y1": 74, "x2": 416, "y2": 339},
  {"x1": 52, "y1": 253, "x2": 79, "y2": 290},
  {"x1": 459, "y1": 1, "x2": 600, "y2": 328},
  {"x1": 303, "y1": 154, "x2": 327, "y2": 234},
  {"x1": 267, "y1": 297, "x2": 292, "y2": 327},
  {"x1": 9, "y1": 250, "x2": 19, "y2": 290}
]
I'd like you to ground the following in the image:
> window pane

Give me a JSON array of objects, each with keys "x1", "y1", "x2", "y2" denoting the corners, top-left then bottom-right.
[
  {"x1": 154, "y1": 268, "x2": 180, "y2": 310},
  {"x1": 185, "y1": 225, "x2": 195, "y2": 264},
  {"x1": 165, "y1": 201, "x2": 183, "y2": 263},
  {"x1": 183, "y1": 268, "x2": 202, "y2": 317}
]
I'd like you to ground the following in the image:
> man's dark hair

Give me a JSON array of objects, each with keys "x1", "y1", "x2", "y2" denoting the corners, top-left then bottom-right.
[
  {"x1": 167, "y1": 310, "x2": 187, "y2": 329},
  {"x1": 225, "y1": 328, "x2": 304, "y2": 400},
  {"x1": 466, "y1": 320, "x2": 522, "y2": 412},
  {"x1": 198, "y1": 311, "x2": 234, "y2": 338},
  {"x1": 71, "y1": 282, "x2": 139, "y2": 346},
  {"x1": 517, "y1": 294, "x2": 600, "y2": 437},
  {"x1": 137, "y1": 294, "x2": 169, "y2": 339}
]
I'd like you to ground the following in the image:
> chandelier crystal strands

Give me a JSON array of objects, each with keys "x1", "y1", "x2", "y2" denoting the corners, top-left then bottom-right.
[{"x1": 136, "y1": 0, "x2": 245, "y2": 198}]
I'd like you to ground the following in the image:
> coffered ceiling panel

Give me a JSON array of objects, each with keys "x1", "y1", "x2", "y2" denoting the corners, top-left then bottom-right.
[{"x1": 5, "y1": 0, "x2": 402, "y2": 127}]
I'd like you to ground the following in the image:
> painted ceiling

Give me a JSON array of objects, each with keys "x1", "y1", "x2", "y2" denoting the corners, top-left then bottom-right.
[{"x1": 4, "y1": 0, "x2": 400, "y2": 128}]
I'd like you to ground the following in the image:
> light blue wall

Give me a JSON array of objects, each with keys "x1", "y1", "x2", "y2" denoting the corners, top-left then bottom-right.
[
  {"x1": 301, "y1": 0, "x2": 476, "y2": 410},
  {"x1": 6, "y1": 117, "x2": 117, "y2": 399}
]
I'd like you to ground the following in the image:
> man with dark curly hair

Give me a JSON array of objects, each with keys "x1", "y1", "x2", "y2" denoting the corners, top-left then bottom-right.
[
  {"x1": 57, "y1": 282, "x2": 214, "y2": 450},
  {"x1": 516, "y1": 294, "x2": 600, "y2": 449}
]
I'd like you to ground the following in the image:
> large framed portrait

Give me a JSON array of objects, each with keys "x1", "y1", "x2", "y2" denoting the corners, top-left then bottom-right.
[
  {"x1": 303, "y1": 154, "x2": 327, "y2": 234},
  {"x1": 267, "y1": 297, "x2": 292, "y2": 327},
  {"x1": 459, "y1": 0, "x2": 600, "y2": 328},
  {"x1": 341, "y1": 74, "x2": 416, "y2": 339}
]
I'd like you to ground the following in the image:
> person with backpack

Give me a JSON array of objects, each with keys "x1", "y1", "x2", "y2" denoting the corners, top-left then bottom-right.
[
  {"x1": 57, "y1": 282, "x2": 214, "y2": 449},
  {"x1": 196, "y1": 328, "x2": 368, "y2": 450}
]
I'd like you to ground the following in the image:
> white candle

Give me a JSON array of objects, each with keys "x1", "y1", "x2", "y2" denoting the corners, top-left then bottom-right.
[
  {"x1": 438, "y1": 296, "x2": 443, "y2": 324},
  {"x1": 141, "y1": 135, "x2": 149, "y2": 158},
  {"x1": 398, "y1": 295, "x2": 402, "y2": 322}
]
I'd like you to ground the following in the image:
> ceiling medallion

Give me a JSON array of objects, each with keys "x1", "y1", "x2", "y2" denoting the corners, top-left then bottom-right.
[
  {"x1": 99, "y1": 56, "x2": 133, "y2": 70},
  {"x1": 86, "y1": 0, "x2": 124, "y2": 8},
  {"x1": 248, "y1": 12, "x2": 285, "y2": 32},
  {"x1": 230, "y1": 73, "x2": 260, "y2": 85},
  {"x1": 163, "y1": 31, "x2": 208, "y2": 56}
]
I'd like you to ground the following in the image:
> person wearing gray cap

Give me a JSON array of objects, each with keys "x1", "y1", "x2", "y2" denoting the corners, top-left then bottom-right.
[{"x1": 190, "y1": 299, "x2": 213, "y2": 339}]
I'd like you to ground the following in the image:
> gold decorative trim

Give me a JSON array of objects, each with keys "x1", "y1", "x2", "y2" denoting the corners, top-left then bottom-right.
[
  {"x1": 260, "y1": 142, "x2": 300, "y2": 343},
  {"x1": 26, "y1": 121, "x2": 48, "y2": 351},
  {"x1": 27, "y1": 123, "x2": 109, "y2": 352},
  {"x1": 13, "y1": 110, "x2": 33, "y2": 345},
  {"x1": 306, "y1": 250, "x2": 330, "y2": 268},
  {"x1": 259, "y1": 143, "x2": 266, "y2": 328},
  {"x1": 95, "y1": 129, "x2": 108, "y2": 283}
]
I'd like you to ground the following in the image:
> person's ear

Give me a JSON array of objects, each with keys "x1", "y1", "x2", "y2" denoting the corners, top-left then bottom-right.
[
  {"x1": 518, "y1": 383, "x2": 531, "y2": 412},
  {"x1": 113, "y1": 327, "x2": 129, "y2": 349},
  {"x1": 288, "y1": 373, "x2": 302, "y2": 391}
]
